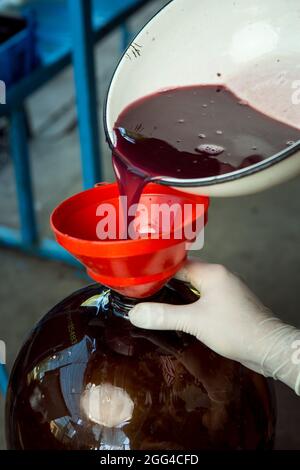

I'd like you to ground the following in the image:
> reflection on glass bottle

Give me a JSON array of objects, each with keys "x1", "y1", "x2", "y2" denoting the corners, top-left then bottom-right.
[{"x1": 6, "y1": 280, "x2": 276, "y2": 450}]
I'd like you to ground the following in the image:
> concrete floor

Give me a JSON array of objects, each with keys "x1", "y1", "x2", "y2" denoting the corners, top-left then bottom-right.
[{"x1": 1, "y1": 0, "x2": 300, "y2": 450}]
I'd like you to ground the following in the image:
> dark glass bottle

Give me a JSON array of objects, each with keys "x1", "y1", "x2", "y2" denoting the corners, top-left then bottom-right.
[{"x1": 5, "y1": 280, "x2": 276, "y2": 450}]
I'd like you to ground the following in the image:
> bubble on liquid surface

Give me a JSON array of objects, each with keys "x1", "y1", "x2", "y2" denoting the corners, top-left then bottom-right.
[
  {"x1": 198, "y1": 133, "x2": 206, "y2": 139},
  {"x1": 196, "y1": 144, "x2": 225, "y2": 156},
  {"x1": 202, "y1": 104, "x2": 208, "y2": 108},
  {"x1": 286, "y1": 140, "x2": 295, "y2": 146},
  {"x1": 252, "y1": 146, "x2": 257, "y2": 151},
  {"x1": 177, "y1": 119, "x2": 185, "y2": 123},
  {"x1": 216, "y1": 130, "x2": 223, "y2": 135}
]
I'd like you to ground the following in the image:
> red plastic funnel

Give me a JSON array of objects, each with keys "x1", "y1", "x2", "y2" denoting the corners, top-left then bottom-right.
[{"x1": 51, "y1": 183, "x2": 209, "y2": 298}]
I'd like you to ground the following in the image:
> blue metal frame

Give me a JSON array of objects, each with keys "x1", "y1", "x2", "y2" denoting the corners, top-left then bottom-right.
[
  {"x1": 0, "y1": 226, "x2": 80, "y2": 265},
  {"x1": 0, "y1": 0, "x2": 154, "y2": 397},
  {"x1": 0, "y1": 364, "x2": 9, "y2": 396},
  {"x1": 0, "y1": 0, "x2": 154, "y2": 262},
  {"x1": 10, "y1": 106, "x2": 38, "y2": 245},
  {"x1": 68, "y1": 0, "x2": 102, "y2": 189}
]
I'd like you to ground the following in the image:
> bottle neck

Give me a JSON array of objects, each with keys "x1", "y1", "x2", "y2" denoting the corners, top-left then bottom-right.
[{"x1": 109, "y1": 290, "x2": 163, "y2": 320}]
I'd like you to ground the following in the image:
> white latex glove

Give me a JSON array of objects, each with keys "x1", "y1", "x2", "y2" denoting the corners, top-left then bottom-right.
[{"x1": 129, "y1": 260, "x2": 300, "y2": 395}]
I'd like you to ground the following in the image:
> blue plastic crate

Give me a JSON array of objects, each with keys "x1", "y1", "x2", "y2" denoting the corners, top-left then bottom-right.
[{"x1": 0, "y1": 12, "x2": 38, "y2": 87}]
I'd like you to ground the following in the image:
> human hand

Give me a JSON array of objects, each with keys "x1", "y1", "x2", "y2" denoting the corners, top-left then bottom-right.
[{"x1": 129, "y1": 260, "x2": 300, "y2": 394}]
